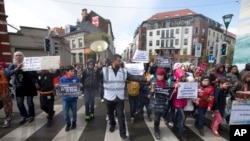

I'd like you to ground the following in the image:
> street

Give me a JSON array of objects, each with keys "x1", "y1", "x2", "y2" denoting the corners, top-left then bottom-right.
[{"x1": 0, "y1": 95, "x2": 229, "y2": 141}]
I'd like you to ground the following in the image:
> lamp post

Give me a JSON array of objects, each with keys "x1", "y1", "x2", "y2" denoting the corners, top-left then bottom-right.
[
  {"x1": 221, "y1": 14, "x2": 233, "y2": 63},
  {"x1": 222, "y1": 14, "x2": 233, "y2": 42}
]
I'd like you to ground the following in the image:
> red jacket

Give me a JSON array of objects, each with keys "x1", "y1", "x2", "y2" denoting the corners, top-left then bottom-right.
[
  {"x1": 172, "y1": 82, "x2": 187, "y2": 108},
  {"x1": 197, "y1": 85, "x2": 214, "y2": 108}
]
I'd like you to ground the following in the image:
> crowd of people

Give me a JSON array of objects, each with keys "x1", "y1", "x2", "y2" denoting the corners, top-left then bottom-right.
[{"x1": 0, "y1": 51, "x2": 250, "y2": 141}]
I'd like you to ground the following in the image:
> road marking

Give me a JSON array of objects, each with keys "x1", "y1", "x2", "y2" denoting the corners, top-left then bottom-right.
[{"x1": 1, "y1": 105, "x2": 62, "y2": 141}]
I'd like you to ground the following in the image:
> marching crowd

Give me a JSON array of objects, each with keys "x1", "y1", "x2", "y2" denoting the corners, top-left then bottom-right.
[{"x1": 0, "y1": 51, "x2": 250, "y2": 141}]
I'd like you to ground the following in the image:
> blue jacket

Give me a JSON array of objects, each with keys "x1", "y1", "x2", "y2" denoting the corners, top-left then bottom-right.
[{"x1": 60, "y1": 74, "x2": 80, "y2": 102}]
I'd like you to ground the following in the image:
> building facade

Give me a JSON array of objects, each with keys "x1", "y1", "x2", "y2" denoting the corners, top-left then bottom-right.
[{"x1": 131, "y1": 9, "x2": 236, "y2": 66}]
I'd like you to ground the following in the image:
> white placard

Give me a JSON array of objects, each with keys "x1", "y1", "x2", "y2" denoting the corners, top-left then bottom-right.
[
  {"x1": 177, "y1": 82, "x2": 198, "y2": 99},
  {"x1": 132, "y1": 50, "x2": 149, "y2": 63},
  {"x1": 195, "y1": 43, "x2": 202, "y2": 57},
  {"x1": 22, "y1": 56, "x2": 60, "y2": 71},
  {"x1": 229, "y1": 100, "x2": 250, "y2": 125},
  {"x1": 124, "y1": 63, "x2": 144, "y2": 75}
]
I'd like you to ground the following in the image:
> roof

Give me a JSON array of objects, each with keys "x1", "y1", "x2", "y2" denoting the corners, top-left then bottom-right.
[
  {"x1": 65, "y1": 21, "x2": 103, "y2": 36},
  {"x1": 147, "y1": 9, "x2": 197, "y2": 21}
]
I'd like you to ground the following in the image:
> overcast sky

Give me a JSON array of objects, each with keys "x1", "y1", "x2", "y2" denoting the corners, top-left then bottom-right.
[{"x1": 5, "y1": 0, "x2": 240, "y2": 54}]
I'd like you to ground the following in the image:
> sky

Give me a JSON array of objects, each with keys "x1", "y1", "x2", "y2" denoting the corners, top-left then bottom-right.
[{"x1": 5, "y1": 0, "x2": 241, "y2": 54}]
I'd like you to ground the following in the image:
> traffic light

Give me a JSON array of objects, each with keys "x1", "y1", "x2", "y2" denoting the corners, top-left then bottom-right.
[
  {"x1": 221, "y1": 42, "x2": 228, "y2": 56},
  {"x1": 54, "y1": 42, "x2": 58, "y2": 54},
  {"x1": 44, "y1": 38, "x2": 51, "y2": 52}
]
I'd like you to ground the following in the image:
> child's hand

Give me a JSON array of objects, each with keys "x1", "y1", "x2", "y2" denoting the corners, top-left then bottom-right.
[{"x1": 207, "y1": 107, "x2": 211, "y2": 111}]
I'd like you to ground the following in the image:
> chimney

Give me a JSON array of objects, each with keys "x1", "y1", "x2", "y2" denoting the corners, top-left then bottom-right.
[{"x1": 81, "y1": 8, "x2": 88, "y2": 22}]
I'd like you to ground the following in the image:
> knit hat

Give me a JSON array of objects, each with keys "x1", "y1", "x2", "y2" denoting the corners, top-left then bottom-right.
[
  {"x1": 156, "y1": 68, "x2": 166, "y2": 75},
  {"x1": 200, "y1": 76, "x2": 209, "y2": 83}
]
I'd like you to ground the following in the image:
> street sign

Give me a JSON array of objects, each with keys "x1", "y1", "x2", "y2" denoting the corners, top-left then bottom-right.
[
  {"x1": 195, "y1": 43, "x2": 202, "y2": 57},
  {"x1": 208, "y1": 55, "x2": 214, "y2": 63}
]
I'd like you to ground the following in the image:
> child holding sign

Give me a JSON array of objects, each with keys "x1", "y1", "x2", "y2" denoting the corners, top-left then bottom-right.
[{"x1": 60, "y1": 65, "x2": 81, "y2": 132}]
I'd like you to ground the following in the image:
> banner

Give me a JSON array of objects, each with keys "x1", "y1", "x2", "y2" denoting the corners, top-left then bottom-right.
[
  {"x1": 124, "y1": 63, "x2": 144, "y2": 75},
  {"x1": 177, "y1": 82, "x2": 198, "y2": 99},
  {"x1": 22, "y1": 56, "x2": 60, "y2": 71},
  {"x1": 132, "y1": 50, "x2": 149, "y2": 63},
  {"x1": 156, "y1": 56, "x2": 171, "y2": 68},
  {"x1": 155, "y1": 87, "x2": 174, "y2": 99},
  {"x1": 92, "y1": 16, "x2": 99, "y2": 27},
  {"x1": 229, "y1": 100, "x2": 250, "y2": 125},
  {"x1": 58, "y1": 83, "x2": 81, "y2": 97}
]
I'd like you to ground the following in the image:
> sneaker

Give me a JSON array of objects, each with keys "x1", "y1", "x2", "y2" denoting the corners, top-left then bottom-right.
[
  {"x1": 2, "y1": 120, "x2": 10, "y2": 128},
  {"x1": 28, "y1": 117, "x2": 35, "y2": 123},
  {"x1": 71, "y1": 121, "x2": 76, "y2": 130},
  {"x1": 121, "y1": 135, "x2": 130, "y2": 141},
  {"x1": 106, "y1": 115, "x2": 109, "y2": 121},
  {"x1": 199, "y1": 128, "x2": 205, "y2": 136},
  {"x1": 19, "y1": 117, "x2": 27, "y2": 125},
  {"x1": 131, "y1": 117, "x2": 135, "y2": 124},
  {"x1": 109, "y1": 126, "x2": 115, "y2": 132},
  {"x1": 90, "y1": 113, "x2": 95, "y2": 119},
  {"x1": 46, "y1": 119, "x2": 53, "y2": 127},
  {"x1": 85, "y1": 116, "x2": 91, "y2": 122},
  {"x1": 148, "y1": 116, "x2": 152, "y2": 122},
  {"x1": 154, "y1": 131, "x2": 160, "y2": 140},
  {"x1": 101, "y1": 99, "x2": 104, "y2": 103},
  {"x1": 179, "y1": 134, "x2": 187, "y2": 141},
  {"x1": 65, "y1": 123, "x2": 71, "y2": 132},
  {"x1": 168, "y1": 122, "x2": 174, "y2": 127}
]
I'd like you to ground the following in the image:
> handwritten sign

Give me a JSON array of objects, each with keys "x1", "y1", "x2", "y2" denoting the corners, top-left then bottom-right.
[
  {"x1": 58, "y1": 83, "x2": 81, "y2": 97},
  {"x1": 125, "y1": 63, "x2": 144, "y2": 75},
  {"x1": 132, "y1": 50, "x2": 149, "y2": 63},
  {"x1": 22, "y1": 56, "x2": 60, "y2": 71},
  {"x1": 177, "y1": 82, "x2": 198, "y2": 99},
  {"x1": 229, "y1": 101, "x2": 250, "y2": 125},
  {"x1": 155, "y1": 87, "x2": 174, "y2": 99}
]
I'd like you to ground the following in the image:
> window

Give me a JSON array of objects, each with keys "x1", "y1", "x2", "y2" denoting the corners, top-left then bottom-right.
[
  {"x1": 72, "y1": 53, "x2": 76, "y2": 63},
  {"x1": 170, "y1": 29, "x2": 174, "y2": 37},
  {"x1": 149, "y1": 41, "x2": 152, "y2": 46},
  {"x1": 78, "y1": 38, "x2": 83, "y2": 48},
  {"x1": 184, "y1": 39, "x2": 188, "y2": 45},
  {"x1": 170, "y1": 39, "x2": 174, "y2": 47},
  {"x1": 185, "y1": 28, "x2": 189, "y2": 34},
  {"x1": 161, "y1": 30, "x2": 165, "y2": 38},
  {"x1": 161, "y1": 40, "x2": 165, "y2": 47},
  {"x1": 194, "y1": 27, "x2": 198, "y2": 34},
  {"x1": 175, "y1": 28, "x2": 179, "y2": 34},
  {"x1": 156, "y1": 40, "x2": 160, "y2": 46},
  {"x1": 166, "y1": 40, "x2": 169, "y2": 47},
  {"x1": 166, "y1": 30, "x2": 169, "y2": 37},
  {"x1": 175, "y1": 50, "x2": 179, "y2": 54},
  {"x1": 72, "y1": 40, "x2": 76, "y2": 48},
  {"x1": 149, "y1": 31, "x2": 153, "y2": 36},
  {"x1": 157, "y1": 30, "x2": 160, "y2": 35},
  {"x1": 79, "y1": 53, "x2": 83, "y2": 63},
  {"x1": 175, "y1": 39, "x2": 179, "y2": 45}
]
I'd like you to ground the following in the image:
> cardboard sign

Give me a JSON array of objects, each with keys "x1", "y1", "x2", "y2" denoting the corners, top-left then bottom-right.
[
  {"x1": 58, "y1": 83, "x2": 81, "y2": 97},
  {"x1": 132, "y1": 50, "x2": 149, "y2": 63},
  {"x1": 230, "y1": 101, "x2": 250, "y2": 125},
  {"x1": 22, "y1": 56, "x2": 60, "y2": 71},
  {"x1": 156, "y1": 56, "x2": 171, "y2": 68},
  {"x1": 125, "y1": 63, "x2": 144, "y2": 75},
  {"x1": 177, "y1": 82, "x2": 198, "y2": 99}
]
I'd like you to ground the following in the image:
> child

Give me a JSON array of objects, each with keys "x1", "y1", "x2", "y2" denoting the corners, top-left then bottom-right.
[
  {"x1": 194, "y1": 76, "x2": 214, "y2": 136},
  {"x1": 211, "y1": 78, "x2": 229, "y2": 136},
  {"x1": 148, "y1": 68, "x2": 170, "y2": 140},
  {"x1": 60, "y1": 65, "x2": 81, "y2": 131}
]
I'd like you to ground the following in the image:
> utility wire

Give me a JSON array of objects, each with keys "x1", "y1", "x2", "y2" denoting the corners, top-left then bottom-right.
[{"x1": 51, "y1": 0, "x2": 239, "y2": 10}]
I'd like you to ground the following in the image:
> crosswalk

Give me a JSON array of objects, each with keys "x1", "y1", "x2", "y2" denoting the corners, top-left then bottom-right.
[{"x1": 0, "y1": 97, "x2": 229, "y2": 141}]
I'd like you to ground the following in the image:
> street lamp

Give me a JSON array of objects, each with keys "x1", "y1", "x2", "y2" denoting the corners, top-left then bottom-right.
[{"x1": 222, "y1": 14, "x2": 233, "y2": 42}]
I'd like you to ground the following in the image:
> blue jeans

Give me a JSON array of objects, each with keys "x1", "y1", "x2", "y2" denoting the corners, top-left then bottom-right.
[
  {"x1": 175, "y1": 108, "x2": 185, "y2": 134},
  {"x1": 16, "y1": 96, "x2": 35, "y2": 118},
  {"x1": 84, "y1": 88, "x2": 96, "y2": 116},
  {"x1": 63, "y1": 100, "x2": 77, "y2": 124},
  {"x1": 128, "y1": 95, "x2": 139, "y2": 117},
  {"x1": 196, "y1": 106, "x2": 207, "y2": 129}
]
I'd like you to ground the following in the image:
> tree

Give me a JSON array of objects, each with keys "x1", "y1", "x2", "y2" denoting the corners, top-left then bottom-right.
[
  {"x1": 149, "y1": 49, "x2": 154, "y2": 62},
  {"x1": 182, "y1": 48, "x2": 188, "y2": 61},
  {"x1": 201, "y1": 48, "x2": 207, "y2": 63},
  {"x1": 225, "y1": 44, "x2": 235, "y2": 64}
]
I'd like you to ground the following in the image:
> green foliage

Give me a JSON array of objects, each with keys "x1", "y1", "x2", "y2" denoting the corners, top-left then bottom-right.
[
  {"x1": 182, "y1": 48, "x2": 188, "y2": 61},
  {"x1": 225, "y1": 44, "x2": 235, "y2": 64}
]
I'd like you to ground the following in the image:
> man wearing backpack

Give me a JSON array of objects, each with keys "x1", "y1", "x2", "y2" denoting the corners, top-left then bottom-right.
[
  {"x1": 81, "y1": 58, "x2": 98, "y2": 121},
  {"x1": 127, "y1": 80, "x2": 140, "y2": 123}
]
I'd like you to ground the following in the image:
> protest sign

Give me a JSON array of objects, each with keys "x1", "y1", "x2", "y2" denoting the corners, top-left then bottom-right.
[
  {"x1": 156, "y1": 56, "x2": 171, "y2": 68},
  {"x1": 229, "y1": 101, "x2": 250, "y2": 125},
  {"x1": 132, "y1": 50, "x2": 149, "y2": 63},
  {"x1": 125, "y1": 63, "x2": 144, "y2": 75},
  {"x1": 22, "y1": 56, "x2": 60, "y2": 71},
  {"x1": 155, "y1": 87, "x2": 174, "y2": 99},
  {"x1": 58, "y1": 83, "x2": 81, "y2": 97},
  {"x1": 177, "y1": 82, "x2": 198, "y2": 99}
]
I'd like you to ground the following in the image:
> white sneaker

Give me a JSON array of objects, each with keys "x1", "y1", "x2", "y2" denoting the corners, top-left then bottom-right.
[
  {"x1": 106, "y1": 115, "x2": 109, "y2": 121},
  {"x1": 101, "y1": 99, "x2": 104, "y2": 103}
]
